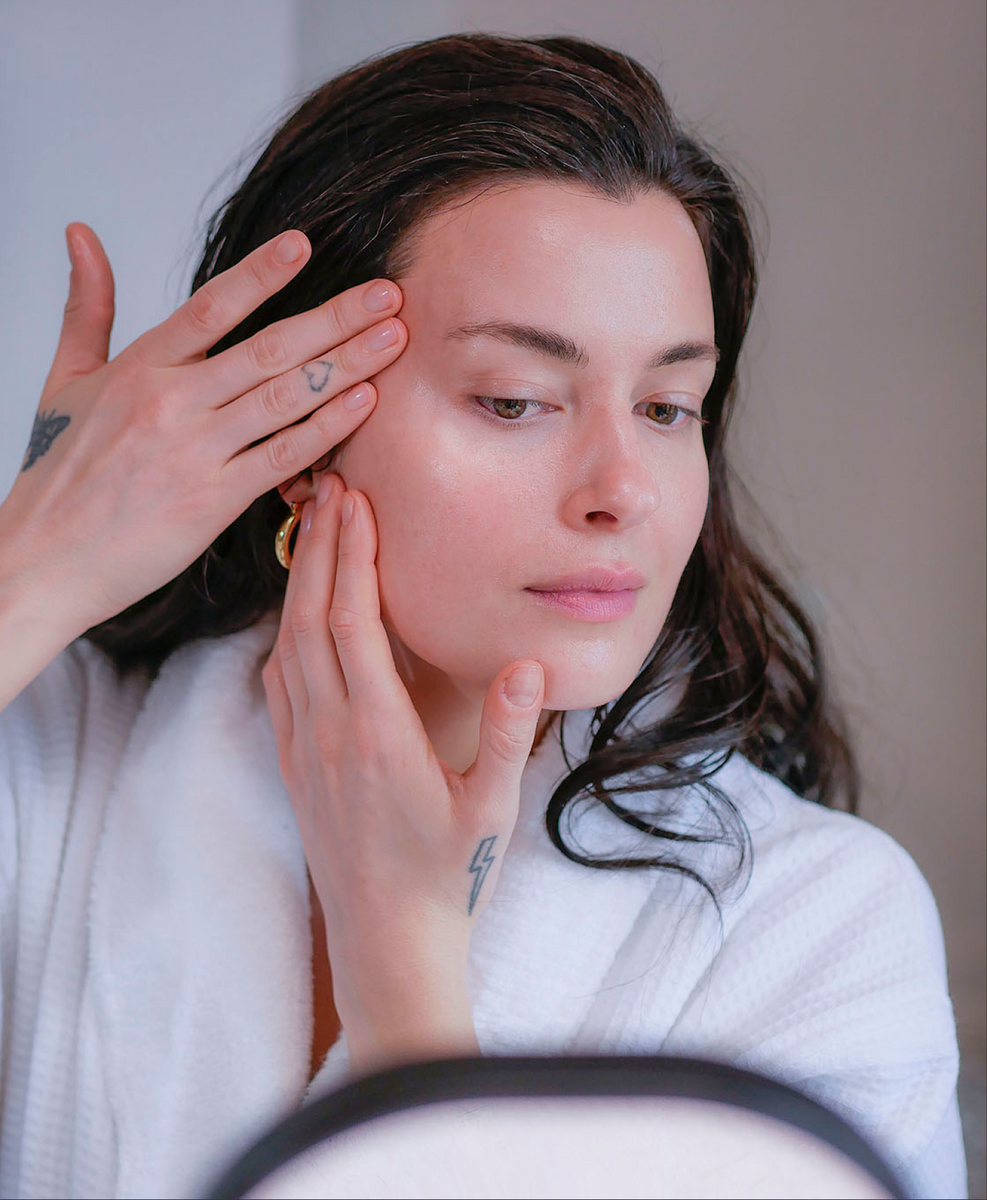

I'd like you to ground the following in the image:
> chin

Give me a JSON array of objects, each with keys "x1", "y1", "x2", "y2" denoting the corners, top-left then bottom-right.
[{"x1": 541, "y1": 675, "x2": 635, "y2": 714}]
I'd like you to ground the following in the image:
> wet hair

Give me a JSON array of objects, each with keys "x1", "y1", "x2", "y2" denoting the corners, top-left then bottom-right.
[{"x1": 83, "y1": 32, "x2": 859, "y2": 917}]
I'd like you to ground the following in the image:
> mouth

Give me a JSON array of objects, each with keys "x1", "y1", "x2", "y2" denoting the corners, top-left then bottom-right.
[
  {"x1": 526, "y1": 565, "x2": 646, "y2": 593},
  {"x1": 524, "y1": 587, "x2": 639, "y2": 622}
]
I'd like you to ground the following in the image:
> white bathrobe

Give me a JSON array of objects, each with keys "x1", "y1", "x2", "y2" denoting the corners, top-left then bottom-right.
[{"x1": 0, "y1": 618, "x2": 968, "y2": 1199}]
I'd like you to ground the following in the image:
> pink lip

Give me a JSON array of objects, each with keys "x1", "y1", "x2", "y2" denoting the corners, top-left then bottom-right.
[
  {"x1": 524, "y1": 588, "x2": 638, "y2": 621},
  {"x1": 527, "y1": 565, "x2": 646, "y2": 592}
]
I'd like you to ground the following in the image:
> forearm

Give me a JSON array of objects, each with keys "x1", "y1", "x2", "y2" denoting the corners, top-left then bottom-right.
[{"x1": 0, "y1": 538, "x2": 85, "y2": 712}]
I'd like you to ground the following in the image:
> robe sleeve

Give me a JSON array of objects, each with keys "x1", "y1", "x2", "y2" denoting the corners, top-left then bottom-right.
[
  {"x1": 0, "y1": 641, "x2": 92, "y2": 1062},
  {"x1": 0, "y1": 639, "x2": 143, "y2": 1068},
  {"x1": 660, "y1": 807, "x2": 968, "y2": 1199}
]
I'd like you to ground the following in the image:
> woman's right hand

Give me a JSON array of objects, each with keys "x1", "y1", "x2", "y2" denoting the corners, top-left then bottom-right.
[{"x1": 0, "y1": 222, "x2": 406, "y2": 640}]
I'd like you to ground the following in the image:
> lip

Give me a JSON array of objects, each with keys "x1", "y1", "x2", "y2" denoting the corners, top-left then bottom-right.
[
  {"x1": 525, "y1": 588, "x2": 639, "y2": 621},
  {"x1": 526, "y1": 565, "x2": 646, "y2": 593}
]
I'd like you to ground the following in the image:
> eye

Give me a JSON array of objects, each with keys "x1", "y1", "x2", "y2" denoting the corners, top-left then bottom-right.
[
  {"x1": 642, "y1": 400, "x2": 706, "y2": 429},
  {"x1": 472, "y1": 396, "x2": 548, "y2": 422},
  {"x1": 471, "y1": 396, "x2": 706, "y2": 430}
]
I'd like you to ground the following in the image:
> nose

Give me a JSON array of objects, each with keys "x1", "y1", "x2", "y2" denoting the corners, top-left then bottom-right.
[{"x1": 562, "y1": 410, "x2": 662, "y2": 528}]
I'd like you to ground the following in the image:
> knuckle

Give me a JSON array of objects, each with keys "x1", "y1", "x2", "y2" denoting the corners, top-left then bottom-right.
[
  {"x1": 249, "y1": 326, "x2": 287, "y2": 373},
  {"x1": 327, "y1": 603, "x2": 360, "y2": 642},
  {"x1": 64, "y1": 292, "x2": 112, "y2": 327},
  {"x1": 184, "y1": 284, "x2": 224, "y2": 335},
  {"x1": 277, "y1": 631, "x2": 300, "y2": 664},
  {"x1": 265, "y1": 429, "x2": 298, "y2": 475},
  {"x1": 487, "y1": 723, "x2": 531, "y2": 762},
  {"x1": 319, "y1": 298, "x2": 349, "y2": 349},
  {"x1": 313, "y1": 402, "x2": 346, "y2": 436},
  {"x1": 247, "y1": 251, "x2": 273, "y2": 292},
  {"x1": 331, "y1": 335, "x2": 360, "y2": 377},
  {"x1": 288, "y1": 603, "x2": 319, "y2": 638},
  {"x1": 259, "y1": 371, "x2": 295, "y2": 421}
]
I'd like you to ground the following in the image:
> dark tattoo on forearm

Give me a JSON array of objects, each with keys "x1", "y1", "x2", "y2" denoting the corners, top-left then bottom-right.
[
  {"x1": 467, "y1": 835, "x2": 498, "y2": 915},
  {"x1": 301, "y1": 360, "x2": 334, "y2": 393},
  {"x1": 21, "y1": 409, "x2": 71, "y2": 471}
]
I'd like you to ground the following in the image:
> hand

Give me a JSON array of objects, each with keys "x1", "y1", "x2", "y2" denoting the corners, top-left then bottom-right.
[
  {"x1": 261, "y1": 474, "x2": 545, "y2": 1055},
  {"x1": 0, "y1": 222, "x2": 407, "y2": 638}
]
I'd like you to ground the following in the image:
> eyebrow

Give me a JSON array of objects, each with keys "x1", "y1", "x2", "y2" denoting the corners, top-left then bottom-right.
[{"x1": 444, "y1": 320, "x2": 720, "y2": 370}]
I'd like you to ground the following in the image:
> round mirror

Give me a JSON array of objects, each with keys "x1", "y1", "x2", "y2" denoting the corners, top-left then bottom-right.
[{"x1": 203, "y1": 1055, "x2": 910, "y2": 1199}]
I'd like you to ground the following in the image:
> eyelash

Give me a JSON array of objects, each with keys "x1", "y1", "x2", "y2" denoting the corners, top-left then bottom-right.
[{"x1": 470, "y1": 396, "x2": 708, "y2": 431}]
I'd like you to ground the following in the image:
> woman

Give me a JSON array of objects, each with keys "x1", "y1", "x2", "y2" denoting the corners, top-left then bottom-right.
[{"x1": 0, "y1": 32, "x2": 966, "y2": 1200}]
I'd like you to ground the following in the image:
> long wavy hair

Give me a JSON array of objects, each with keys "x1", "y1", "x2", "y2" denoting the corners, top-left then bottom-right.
[{"x1": 84, "y1": 32, "x2": 860, "y2": 917}]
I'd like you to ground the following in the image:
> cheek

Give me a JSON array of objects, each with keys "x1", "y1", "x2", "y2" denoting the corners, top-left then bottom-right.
[
  {"x1": 641, "y1": 452, "x2": 709, "y2": 626},
  {"x1": 370, "y1": 459, "x2": 500, "y2": 645},
  {"x1": 349, "y1": 399, "x2": 710, "y2": 702},
  {"x1": 682, "y1": 454, "x2": 710, "y2": 542}
]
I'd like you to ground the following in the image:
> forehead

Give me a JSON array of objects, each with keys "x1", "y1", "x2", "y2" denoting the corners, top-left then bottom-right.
[{"x1": 395, "y1": 180, "x2": 713, "y2": 335}]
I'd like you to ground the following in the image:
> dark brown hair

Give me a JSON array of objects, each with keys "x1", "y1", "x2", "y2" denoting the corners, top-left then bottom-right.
[{"x1": 84, "y1": 32, "x2": 860, "y2": 917}]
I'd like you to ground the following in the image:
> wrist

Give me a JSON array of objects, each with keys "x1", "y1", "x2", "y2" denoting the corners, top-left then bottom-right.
[
  {"x1": 0, "y1": 544, "x2": 87, "y2": 640},
  {"x1": 346, "y1": 1008, "x2": 480, "y2": 1079},
  {"x1": 0, "y1": 527, "x2": 90, "y2": 709},
  {"x1": 337, "y1": 956, "x2": 478, "y2": 1078}
]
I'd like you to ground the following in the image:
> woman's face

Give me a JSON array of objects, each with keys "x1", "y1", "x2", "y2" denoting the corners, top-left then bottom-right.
[{"x1": 328, "y1": 180, "x2": 717, "y2": 718}]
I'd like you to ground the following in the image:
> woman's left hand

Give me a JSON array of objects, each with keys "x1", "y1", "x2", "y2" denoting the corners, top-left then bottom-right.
[{"x1": 261, "y1": 472, "x2": 545, "y2": 1062}]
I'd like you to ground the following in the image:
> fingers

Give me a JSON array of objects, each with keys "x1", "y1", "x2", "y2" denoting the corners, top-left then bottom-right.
[
  {"x1": 222, "y1": 378, "x2": 377, "y2": 497},
  {"x1": 276, "y1": 481, "x2": 348, "y2": 719},
  {"x1": 215, "y1": 311, "x2": 406, "y2": 469},
  {"x1": 276, "y1": 479, "x2": 408, "y2": 728},
  {"x1": 200, "y1": 277, "x2": 404, "y2": 409},
  {"x1": 135, "y1": 229, "x2": 313, "y2": 367},
  {"x1": 325, "y1": 487, "x2": 407, "y2": 716},
  {"x1": 42, "y1": 223, "x2": 116, "y2": 401}
]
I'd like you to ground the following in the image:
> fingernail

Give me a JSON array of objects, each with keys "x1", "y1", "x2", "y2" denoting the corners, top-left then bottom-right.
[
  {"x1": 343, "y1": 382, "x2": 373, "y2": 411},
  {"x1": 363, "y1": 280, "x2": 395, "y2": 311},
  {"x1": 315, "y1": 474, "x2": 336, "y2": 509},
  {"x1": 505, "y1": 664, "x2": 540, "y2": 707},
  {"x1": 302, "y1": 501, "x2": 314, "y2": 535},
  {"x1": 274, "y1": 232, "x2": 305, "y2": 264},
  {"x1": 341, "y1": 492, "x2": 355, "y2": 525},
  {"x1": 367, "y1": 321, "x2": 398, "y2": 350},
  {"x1": 66, "y1": 229, "x2": 88, "y2": 272}
]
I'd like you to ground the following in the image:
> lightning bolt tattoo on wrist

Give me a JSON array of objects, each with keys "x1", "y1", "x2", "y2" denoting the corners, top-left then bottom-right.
[{"x1": 467, "y1": 835, "x2": 498, "y2": 916}]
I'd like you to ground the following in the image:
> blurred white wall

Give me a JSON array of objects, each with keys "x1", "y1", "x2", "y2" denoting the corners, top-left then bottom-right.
[
  {"x1": 0, "y1": 0, "x2": 297, "y2": 484},
  {"x1": 1, "y1": 0, "x2": 984, "y2": 1137}
]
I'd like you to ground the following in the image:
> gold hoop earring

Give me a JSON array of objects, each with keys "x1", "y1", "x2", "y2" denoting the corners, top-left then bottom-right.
[{"x1": 274, "y1": 503, "x2": 301, "y2": 569}]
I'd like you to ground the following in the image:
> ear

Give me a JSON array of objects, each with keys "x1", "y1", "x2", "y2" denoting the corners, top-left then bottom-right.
[
  {"x1": 276, "y1": 450, "x2": 341, "y2": 507},
  {"x1": 277, "y1": 470, "x2": 317, "y2": 507}
]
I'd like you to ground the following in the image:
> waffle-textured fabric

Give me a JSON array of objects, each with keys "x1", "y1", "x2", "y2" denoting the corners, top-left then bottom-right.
[{"x1": 0, "y1": 619, "x2": 967, "y2": 1198}]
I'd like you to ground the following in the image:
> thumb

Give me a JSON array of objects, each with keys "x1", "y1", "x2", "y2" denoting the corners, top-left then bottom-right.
[
  {"x1": 466, "y1": 661, "x2": 545, "y2": 808},
  {"x1": 41, "y1": 222, "x2": 116, "y2": 402}
]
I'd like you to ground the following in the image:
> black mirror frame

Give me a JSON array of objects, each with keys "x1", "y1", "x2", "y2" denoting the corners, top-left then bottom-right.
[{"x1": 202, "y1": 1054, "x2": 912, "y2": 1200}]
